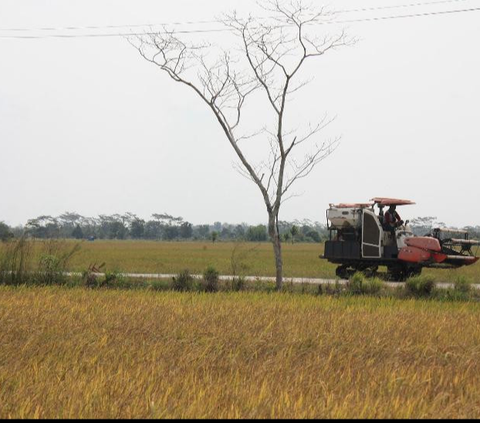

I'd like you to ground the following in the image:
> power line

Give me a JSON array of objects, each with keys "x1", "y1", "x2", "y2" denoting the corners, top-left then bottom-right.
[
  {"x1": 331, "y1": 4, "x2": 480, "y2": 24},
  {"x1": 341, "y1": 0, "x2": 479, "y2": 14},
  {"x1": 0, "y1": 5, "x2": 479, "y2": 39},
  {"x1": 0, "y1": 0, "x2": 475, "y2": 33}
]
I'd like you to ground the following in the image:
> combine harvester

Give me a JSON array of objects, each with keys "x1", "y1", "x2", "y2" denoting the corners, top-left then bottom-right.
[{"x1": 322, "y1": 197, "x2": 479, "y2": 281}]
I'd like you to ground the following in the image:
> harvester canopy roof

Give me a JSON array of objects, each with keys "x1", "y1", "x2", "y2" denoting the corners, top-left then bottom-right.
[
  {"x1": 330, "y1": 203, "x2": 374, "y2": 209},
  {"x1": 370, "y1": 197, "x2": 416, "y2": 206}
]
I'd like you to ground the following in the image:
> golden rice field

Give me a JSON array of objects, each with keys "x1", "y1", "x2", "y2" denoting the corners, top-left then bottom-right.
[
  {"x1": 65, "y1": 240, "x2": 480, "y2": 283},
  {"x1": 1, "y1": 286, "x2": 480, "y2": 419}
]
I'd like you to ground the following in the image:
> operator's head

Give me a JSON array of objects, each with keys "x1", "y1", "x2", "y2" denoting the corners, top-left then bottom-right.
[{"x1": 389, "y1": 205, "x2": 397, "y2": 212}]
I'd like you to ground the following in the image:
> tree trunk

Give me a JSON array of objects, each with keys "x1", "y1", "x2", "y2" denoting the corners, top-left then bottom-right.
[{"x1": 269, "y1": 214, "x2": 283, "y2": 290}]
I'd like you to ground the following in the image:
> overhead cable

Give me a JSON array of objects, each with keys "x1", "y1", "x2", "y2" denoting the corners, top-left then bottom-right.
[
  {"x1": 0, "y1": 0, "x2": 476, "y2": 33},
  {"x1": 0, "y1": 5, "x2": 479, "y2": 39}
]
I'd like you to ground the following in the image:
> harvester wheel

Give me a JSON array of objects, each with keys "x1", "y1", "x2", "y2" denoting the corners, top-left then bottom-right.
[
  {"x1": 387, "y1": 265, "x2": 422, "y2": 282},
  {"x1": 387, "y1": 266, "x2": 407, "y2": 282},
  {"x1": 406, "y1": 266, "x2": 422, "y2": 279}
]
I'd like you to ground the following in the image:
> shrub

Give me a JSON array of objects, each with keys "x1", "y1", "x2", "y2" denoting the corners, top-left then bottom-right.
[
  {"x1": 172, "y1": 269, "x2": 194, "y2": 292},
  {"x1": 203, "y1": 266, "x2": 219, "y2": 293},
  {"x1": 347, "y1": 272, "x2": 365, "y2": 295},
  {"x1": 103, "y1": 271, "x2": 123, "y2": 288},
  {"x1": 364, "y1": 277, "x2": 384, "y2": 295},
  {"x1": 347, "y1": 273, "x2": 383, "y2": 296},
  {"x1": 37, "y1": 240, "x2": 81, "y2": 286},
  {"x1": 37, "y1": 255, "x2": 66, "y2": 285},
  {"x1": 405, "y1": 275, "x2": 436, "y2": 297},
  {"x1": 454, "y1": 276, "x2": 471, "y2": 294},
  {"x1": 281, "y1": 281, "x2": 295, "y2": 294},
  {"x1": 82, "y1": 263, "x2": 106, "y2": 288},
  {"x1": 82, "y1": 264, "x2": 128, "y2": 289},
  {"x1": 231, "y1": 276, "x2": 246, "y2": 292},
  {"x1": 318, "y1": 281, "x2": 345, "y2": 296}
]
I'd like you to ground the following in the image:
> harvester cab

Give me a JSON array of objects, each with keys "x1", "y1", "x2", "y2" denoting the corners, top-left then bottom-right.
[{"x1": 322, "y1": 197, "x2": 479, "y2": 281}]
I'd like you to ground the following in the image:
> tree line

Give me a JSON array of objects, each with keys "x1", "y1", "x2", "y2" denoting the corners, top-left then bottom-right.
[
  {"x1": 0, "y1": 212, "x2": 329, "y2": 243},
  {"x1": 1, "y1": 213, "x2": 478, "y2": 243}
]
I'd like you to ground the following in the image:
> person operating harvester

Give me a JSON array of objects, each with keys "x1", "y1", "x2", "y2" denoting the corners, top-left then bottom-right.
[{"x1": 384, "y1": 205, "x2": 404, "y2": 231}]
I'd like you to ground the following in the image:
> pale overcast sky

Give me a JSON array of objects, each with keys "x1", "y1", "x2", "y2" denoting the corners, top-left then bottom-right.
[{"x1": 1, "y1": 0, "x2": 479, "y2": 227}]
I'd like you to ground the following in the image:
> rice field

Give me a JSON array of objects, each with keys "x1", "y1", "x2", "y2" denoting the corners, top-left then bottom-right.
[
  {"x1": 1, "y1": 239, "x2": 479, "y2": 283},
  {"x1": 68, "y1": 240, "x2": 332, "y2": 278},
  {"x1": 1, "y1": 286, "x2": 480, "y2": 419},
  {"x1": 65, "y1": 240, "x2": 480, "y2": 283}
]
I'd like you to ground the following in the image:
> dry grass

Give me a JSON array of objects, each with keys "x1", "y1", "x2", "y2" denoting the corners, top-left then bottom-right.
[{"x1": 1, "y1": 286, "x2": 480, "y2": 419}]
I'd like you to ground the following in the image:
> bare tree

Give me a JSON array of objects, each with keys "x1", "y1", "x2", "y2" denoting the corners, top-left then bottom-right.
[{"x1": 133, "y1": 0, "x2": 350, "y2": 289}]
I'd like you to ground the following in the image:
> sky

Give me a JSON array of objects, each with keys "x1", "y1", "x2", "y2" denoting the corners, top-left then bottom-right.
[{"x1": 1, "y1": 0, "x2": 479, "y2": 228}]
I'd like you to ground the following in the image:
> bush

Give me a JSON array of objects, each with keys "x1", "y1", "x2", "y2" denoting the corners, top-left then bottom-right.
[
  {"x1": 82, "y1": 263, "x2": 105, "y2": 288},
  {"x1": 82, "y1": 264, "x2": 128, "y2": 289},
  {"x1": 172, "y1": 269, "x2": 194, "y2": 292},
  {"x1": 364, "y1": 277, "x2": 384, "y2": 295},
  {"x1": 348, "y1": 272, "x2": 365, "y2": 295},
  {"x1": 231, "y1": 276, "x2": 246, "y2": 292},
  {"x1": 0, "y1": 238, "x2": 81, "y2": 287},
  {"x1": 405, "y1": 275, "x2": 436, "y2": 297},
  {"x1": 454, "y1": 276, "x2": 471, "y2": 294},
  {"x1": 347, "y1": 273, "x2": 383, "y2": 296},
  {"x1": 103, "y1": 271, "x2": 123, "y2": 288},
  {"x1": 318, "y1": 281, "x2": 345, "y2": 296},
  {"x1": 203, "y1": 266, "x2": 220, "y2": 293},
  {"x1": 37, "y1": 255, "x2": 66, "y2": 285},
  {"x1": 36, "y1": 240, "x2": 81, "y2": 286}
]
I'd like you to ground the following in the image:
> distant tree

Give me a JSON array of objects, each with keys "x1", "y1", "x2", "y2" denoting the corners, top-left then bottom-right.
[
  {"x1": 234, "y1": 225, "x2": 246, "y2": 240},
  {"x1": 58, "y1": 212, "x2": 83, "y2": 228},
  {"x1": 121, "y1": 212, "x2": 139, "y2": 227},
  {"x1": 144, "y1": 220, "x2": 163, "y2": 240},
  {"x1": 246, "y1": 225, "x2": 268, "y2": 242},
  {"x1": 78, "y1": 217, "x2": 98, "y2": 239},
  {"x1": 221, "y1": 227, "x2": 233, "y2": 240},
  {"x1": 25, "y1": 216, "x2": 60, "y2": 239},
  {"x1": 211, "y1": 231, "x2": 219, "y2": 244},
  {"x1": 305, "y1": 230, "x2": 321, "y2": 243},
  {"x1": 109, "y1": 221, "x2": 127, "y2": 240},
  {"x1": 0, "y1": 222, "x2": 13, "y2": 241},
  {"x1": 10, "y1": 225, "x2": 24, "y2": 238},
  {"x1": 164, "y1": 225, "x2": 179, "y2": 240},
  {"x1": 71, "y1": 225, "x2": 84, "y2": 240},
  {"x1": 290, "y1": 225, "x2": 299, "y2": 244},
  {"x1": 152, "y1": 213, "x2": 184, "y2": 227},
  {"x1": 130, "y1": 219, "x2": 146, "y2": 239},
  {"x1": 464, "y1": 226, "x2": 480, "y2": 240},
  {"x1": 196, "y1": 225, "x2": 210, "y2": 240},
  {"x1": 179, "y1": 222, "x2": 193, "y2": 239},
  {"x1": 410, "y1": 216, "x2": 446, "y2": 236}
]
